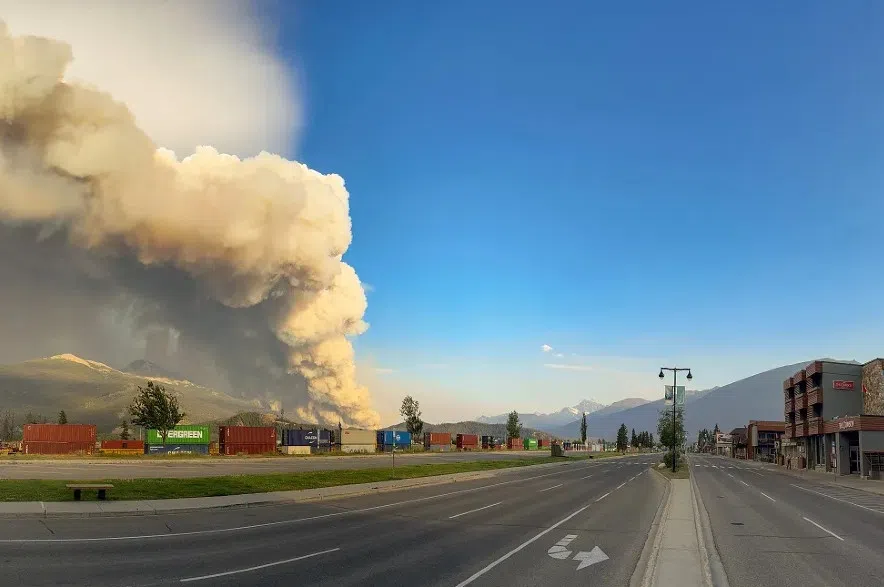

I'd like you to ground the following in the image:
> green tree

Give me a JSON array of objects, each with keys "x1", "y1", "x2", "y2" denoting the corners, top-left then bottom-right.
[
  {"x1": 658, "y1": 407, "x2": 686, "y2": 470},
  {"x1": 506, "y1": 410, "x2": 522, "y2": 440},
  {"x1": 0, "y1": 410, "x2": 14, "y2": 442},
  {"x1": 580, "y1": 412, "x2": 588, "y2": 445},
  {"x1": 630, "y1": 428, "x2": 637, "y2": 447},
  {"x1": 399, "y1": 395, "x2": 424, "y2": 439},
  {"x1": 649, "y1": 432, "x2": 654, "y2": 448},
  {"x1": 128, "y1": 381, "x2": 185, "y2": 445},
  {"x1": 616, "y1": 423, "x2": 628, "y2": 452},
  {"x1": 120, "y1": 419, "x2": 131, "y2": 440},
  {"x1": 57, "y1": 410, "x2": 68, "y2": 425}
]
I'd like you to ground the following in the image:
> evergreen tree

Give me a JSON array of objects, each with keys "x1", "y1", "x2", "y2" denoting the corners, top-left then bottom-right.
[{"x1": 616, "y1": 423, "x2": 628, "y2": 452}]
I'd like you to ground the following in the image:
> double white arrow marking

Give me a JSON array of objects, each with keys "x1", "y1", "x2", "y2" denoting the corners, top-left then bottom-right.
[{"x1": 547, "y1": 534, "x2": 610, "y2": 571}]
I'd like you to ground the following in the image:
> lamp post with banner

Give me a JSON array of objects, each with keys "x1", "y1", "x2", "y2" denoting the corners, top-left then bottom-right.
[{"x1": 659, "y1": 367, "x2": 692, "y2": 472}]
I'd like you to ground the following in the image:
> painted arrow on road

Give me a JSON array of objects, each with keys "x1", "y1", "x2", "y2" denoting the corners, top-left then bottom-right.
[
  {"x1": 548, "y1": 535, "x2": 610, "y2": 571},
  {"x1": 573, "y1": 546, "x2": 609, "y2": 570},
  {"x1": 547, "y1": 534, "x2": 577, "y2": 559}
]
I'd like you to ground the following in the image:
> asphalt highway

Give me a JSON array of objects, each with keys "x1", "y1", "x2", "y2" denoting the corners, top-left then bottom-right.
[
  {"x1": 692, "y1": 454, "x2": 884, "y2": 587},
  {"x1": 1, "y1": 450, "x2": 559, "y2": 480},
  {"x1": 0, "y1": 454, "x2": 663, "y2": 587}
]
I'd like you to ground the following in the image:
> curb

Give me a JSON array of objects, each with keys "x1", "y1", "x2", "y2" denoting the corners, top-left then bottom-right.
[
  {"x1": 0, "y1": 460, "x2": 572, "y2": 519},
  {"x1": 630, "y1": 466, "x2": 671, "y2": 587}
]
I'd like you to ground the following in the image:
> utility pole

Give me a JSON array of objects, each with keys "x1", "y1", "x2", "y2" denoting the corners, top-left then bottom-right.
[{"x1": 659, "y1": 367, "x2": 692, "y2": 473}]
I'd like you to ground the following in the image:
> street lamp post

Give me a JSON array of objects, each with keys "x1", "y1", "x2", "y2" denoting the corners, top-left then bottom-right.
[{"x1": 659, "y1": 367, "x2": 692, "y2": 473}]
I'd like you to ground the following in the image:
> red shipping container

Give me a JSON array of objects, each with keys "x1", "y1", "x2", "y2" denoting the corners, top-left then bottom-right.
[
  {"x1": 456, "y1": 434, "x2": 479, "y2": 448},
  {"x1": 23, "y1": 424, "x2": 96, "y2": 443},
  {"x1": 101, "y1": 440, "x2": 144, "y2": 450},
  {"x1": 23, "y1": 441, "x2": 95, "y2": 455},
  {"x1": 423, "y1": 432, "x2": 452, "y2": 446},
  {"x1": 219, "y1": 426, "x2": 277, "y2": 445},
  {"x1": 507, "y1": 438, "x2": 522, "y2": 450},
  {"x1": 221, "y1": 443, "x2": 276, "y2": 455}
]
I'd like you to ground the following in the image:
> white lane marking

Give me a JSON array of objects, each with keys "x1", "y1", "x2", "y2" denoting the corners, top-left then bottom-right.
[
  {"x1": 581, "y1": 474, "x2": 593, "y2": 480},
  {"x1": 539, "y1": 483, "x2": 564, "y2": 493},
  {"x1": 791, "y1": 484, "x2": 884, "y2": 516},
  {"x1": 596, "y1": 492, "x2": 610, "y2": 502},
  {"x1": 0, "y1": 465, "x2": 583, "y2": 544},
  {"x1": 453, "y1": 500, "x2": 595, "y2": 586},
  {"x1": 179, "y1": 548, "x2": 340, "y2": 582},
  {"x1": 760, "y1": 492, "x2": 776, "y2": 502},
  {"x1": 448, "y1": 502, "x2": 502, "y2": 519},
  {"x1": 616, "y1": 483, "x2": 625, "y2": 489},
  {"x1": 802, "y1": 517, "x2": 845, "y2": 541},
  {"x1": 726, "y1": 473, "x2": 734, "y2": 478},
  {"x1": 739, "y1": 480, "x2": 749, "y2": 487}
]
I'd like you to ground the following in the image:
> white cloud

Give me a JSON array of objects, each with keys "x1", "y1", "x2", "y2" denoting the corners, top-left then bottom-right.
[
  {"x1": 374, "y1": 368, "x2": 395, "y2": 375},
  {"x1": 554, "y1": 353, "x2": 564, "y2": 358},
  {"x1": 362, "y1": 283, "x2": 376, "y2": 293},
  {"x1": 543, "y1": 363, "x2": 594, "y2": 372},
  {"x1": 541, "y1": 344, "x2": 553, "y2": 353},
  {"x1": 0, "y1": 0, "x2": 300, "y2": 158}
]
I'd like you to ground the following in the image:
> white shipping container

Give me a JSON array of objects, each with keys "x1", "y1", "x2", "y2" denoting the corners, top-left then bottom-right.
[
  {"x1": 340, "y1": 428, "x2": 376, "y2": 445},
  {"x1": 341, "y1": 443, "x2": 375, "y2": 454}
]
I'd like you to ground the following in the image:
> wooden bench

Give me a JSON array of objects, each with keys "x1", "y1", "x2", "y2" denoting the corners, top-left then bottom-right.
[{"x1": 66, "y1": 483, "x2": 114, "y2": 501}]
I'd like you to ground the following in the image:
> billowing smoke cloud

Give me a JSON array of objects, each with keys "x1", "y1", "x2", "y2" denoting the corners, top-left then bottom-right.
[{"x1": 0, "y1": 23, "x2": 380, "y2": 427}]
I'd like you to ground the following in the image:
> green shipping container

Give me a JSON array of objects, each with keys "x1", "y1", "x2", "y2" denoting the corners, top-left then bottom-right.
[
  {"x1": 147, "y1": 425, "x2": 210, "y2": 445},
  {"x1": 524, "y1": 438, "x2": 538, "y2": 450}
]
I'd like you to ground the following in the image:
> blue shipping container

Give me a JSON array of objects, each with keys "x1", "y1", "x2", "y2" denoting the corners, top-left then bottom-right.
[
  {"x1": 377, "y1": 430, "x2": 411, "y2": 446},
  {"x1": 145, "y1": 444, "x2": 209, "y2": 455},
  {"x1": 282, "y1": 429, "x2": 331, "y2": 447}
]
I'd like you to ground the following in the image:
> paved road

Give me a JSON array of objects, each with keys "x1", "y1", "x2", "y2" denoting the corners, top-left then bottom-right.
[
  {"x1": 692, "y1": 454, "x2": 884, "y2": 587},
  {"x1": 0, "y1": 450, "x2": 565, "y2": 480},
  {"x1": 0, "y1": 455, "x2": 663, "y2": 586}
]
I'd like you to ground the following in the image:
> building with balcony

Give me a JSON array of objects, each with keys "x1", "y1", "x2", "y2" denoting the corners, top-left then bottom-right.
[
  {"x1": 783, "y1": 359, "x2": 884, "y2": 478},
  {"x1": 747, "y1": 420, "x2": 785, "y2": 462}
]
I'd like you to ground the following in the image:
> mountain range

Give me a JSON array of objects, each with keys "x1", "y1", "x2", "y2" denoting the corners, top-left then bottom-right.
[
  {"x1": 0, "y1": 354, "x2": 262, "y2": 433},
  {"x1": 548, "y1": 362, "x2": 811, "y2": 441},
  {"x1": 475, "y1": 398, "x2": 650, "y2": 429}
]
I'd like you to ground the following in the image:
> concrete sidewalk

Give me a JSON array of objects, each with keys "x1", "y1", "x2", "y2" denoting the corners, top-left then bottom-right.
[
  {"x1": 643, "y1": 474, "x2": 712, "y2": 587},
  {"x1": 0, "y1": 459, "x2": 570, "y2": 518}
]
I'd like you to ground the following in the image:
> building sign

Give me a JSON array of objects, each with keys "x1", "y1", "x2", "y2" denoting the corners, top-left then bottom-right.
[
  {"x1": 833, "y1": 380, "x2": 855, "y2": 390},
  {"x1": 838, "y1": 420, "x2": 856, "y2": 430}
]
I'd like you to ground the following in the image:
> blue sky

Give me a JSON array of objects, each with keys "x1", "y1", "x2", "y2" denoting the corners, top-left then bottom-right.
[{"x1": 276, "y1": 1, "x2": 884, "y2": 424}]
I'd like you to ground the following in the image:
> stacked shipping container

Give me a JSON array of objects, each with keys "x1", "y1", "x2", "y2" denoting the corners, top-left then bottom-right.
[
  {"x1": 340, "y1": 428, "x2": 375, "y2": 453},
  {"x1": 507, "y1": 438, "x2": 522, "y2": 450},
  {"x1": 423, "y1": 432, "x2": 451, "y2": 451},
  {"x1": 219, "y1": 426, "x2": 277, "y2": 455},
  {"x1": 456, "y1": 433, "x2": 479, "y2": 450},
  {"x1": 281, "y1": 428, "x2": 332, "y2": 453},
  {"x1": 145, "y1": 425, "x2": 210, "y2": 454},
  {"x1": 377, "y1": 430, "x2": 411, "y2": 451},
  {"x1": 23, "y1": 424, "x2": 96, "y2": 455}
]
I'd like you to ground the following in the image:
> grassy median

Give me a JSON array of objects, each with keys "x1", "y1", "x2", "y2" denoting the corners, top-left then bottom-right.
[
  {"x1": 654, "y1": 463, "x2": 691, "y2": 479},
  {"x1": 0, "y1": 457, "x2": 556, "y2": 502}
]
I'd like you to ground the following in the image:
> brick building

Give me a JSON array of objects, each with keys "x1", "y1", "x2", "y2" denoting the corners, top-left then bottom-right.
[
  {"x1": 783, "y1": 359, "x2": 884, "y2": 477},
  {"x1": 746, "y1": 420, "x2": 785, "y2": 462}
]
